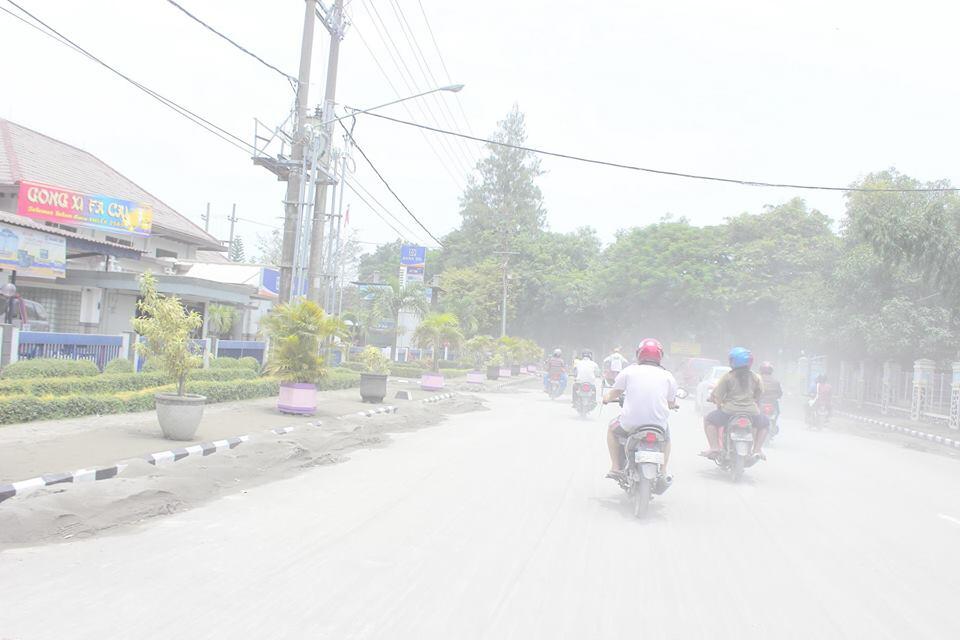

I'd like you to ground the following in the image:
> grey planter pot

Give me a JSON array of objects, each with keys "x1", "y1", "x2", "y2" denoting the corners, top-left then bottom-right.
[
  {"x1": 486, "y1": 366, "x2": 500, "y2": 381},
  {"x1": 154, "y1": 393, "x2": 206, "y2": 440},
  {"x1": 360, "y1": 373, "x2": 388, "y2": 403}
]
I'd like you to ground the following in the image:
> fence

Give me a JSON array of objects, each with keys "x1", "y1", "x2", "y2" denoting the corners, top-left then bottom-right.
[
  {"x1": 16, "y1": 331, "x2": 126, "y2": 370},
  {"x1": 215, "y1": 340, "x2": 267, "y2": 364}
]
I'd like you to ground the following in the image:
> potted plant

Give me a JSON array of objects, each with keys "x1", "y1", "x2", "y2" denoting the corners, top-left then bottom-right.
[
  {"x1": 464, "y1": 335, "x2": 495, "y2": 385},
  {"x1": 357, "y1": 346, "x2": 390, "y2": 403},
  {"x1": 262, "y1": 299, "x2": 340, "y2": 415},
  {"x1": 486, "y1": 352, "x2": 504, "y2": 380},
  {"x1": 413, "y1": 312, "x2": 464, "y2": 391},
  {"x1": 132, "y1": 272, "x2": 205, "y2": 440}
]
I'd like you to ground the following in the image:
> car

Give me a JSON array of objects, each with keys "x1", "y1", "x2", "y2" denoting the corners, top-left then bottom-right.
[{"x1": 695, "y1": 365, "x2": 731, "y2": 414}]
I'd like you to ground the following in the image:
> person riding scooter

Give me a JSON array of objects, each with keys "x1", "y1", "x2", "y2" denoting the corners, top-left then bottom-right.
[
  {"x1": 602, "y1": 338, "x2": 678, "y2": 484},
  {"x1": 543, "y1": 348, "x2": 568, "y2": 395},
  {"x1": 602, "y1": 347, "x2": 630, "y2": 388},
  {"x1": 702, "y1": 347, "x2": 770, "y2": 461},
  {"x1": 571, "y1": 350, "x2": 601, "y2": 406},
  {"x1": 759, "y1": 361, "x2": 783, "y2": 432}
]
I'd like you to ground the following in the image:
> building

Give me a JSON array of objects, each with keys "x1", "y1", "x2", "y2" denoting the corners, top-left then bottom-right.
[{"x1": 0, "y1": 118, "x2": 261, "y2": 336}]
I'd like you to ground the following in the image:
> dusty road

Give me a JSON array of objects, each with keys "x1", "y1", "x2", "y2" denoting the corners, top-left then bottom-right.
[{"x1": 3, "y1": 390, "x2": 960, "y2": 639}]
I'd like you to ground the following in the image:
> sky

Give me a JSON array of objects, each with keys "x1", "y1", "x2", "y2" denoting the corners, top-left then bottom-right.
[{"x1": 2, "y1": 0, "x2": 959, "y2": 255}]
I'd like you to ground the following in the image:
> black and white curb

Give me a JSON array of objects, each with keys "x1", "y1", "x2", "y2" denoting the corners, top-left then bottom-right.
[
  {"x1": 0, "y1": 408, "x2": 401, "y2": 505},
  {"x1": 838, "y1": 411, "x2": 960, "y2": 450},
  {"x1": 423, "y1": 392, "x2": 456, "y2": 404}
]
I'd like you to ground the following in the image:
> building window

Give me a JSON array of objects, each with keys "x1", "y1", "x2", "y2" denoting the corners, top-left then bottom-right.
[
  {"x1": 155, "y1": 248, "x2": 178, "y2": 259},
  {"x1": 105, "y1": 235, "x2": 134, "y2": 248},
  {"x1": 44, "y1": 221, "x2": 78, "y2": 233}
]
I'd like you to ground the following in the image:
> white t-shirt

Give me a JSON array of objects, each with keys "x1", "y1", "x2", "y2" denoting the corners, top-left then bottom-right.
[
  {"x1": 613, "y1": 363, "x2": 678, "y2": 429},
  {"x1": 604, "y1": 353, "x2": 629, "y2": 373},
  {"x1": 573, "y1": 359, "x2": 600, "y2": 383}
]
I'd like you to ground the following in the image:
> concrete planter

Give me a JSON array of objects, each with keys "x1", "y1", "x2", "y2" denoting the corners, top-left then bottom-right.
[
  {"x1": 510, "y1": 365, "x2": 522, "y2": 376},
  {"x1": 360, "y1": 373, "x2": 388, "y2": 403},
  {"x1": 421, "y1": 372, "x2": 445, "y2": 391},
  {"x1": 486, "y1": 366, "x2": 500, "y2": 380},
  {"x1": 466, "y1": 371, "x2": 486, "y2": 385},
  {"x1": 278, "y1": 382, "x2": 317, "y2": 415},
  {"x1": 499, "y1": 367, "x2": 512, "y2": 378},
  {"x1": 154, "y1": 393, "x2": 206, "y2": 441}
]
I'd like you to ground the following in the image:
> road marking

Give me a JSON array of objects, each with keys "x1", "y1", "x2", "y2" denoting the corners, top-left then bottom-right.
[{"x1": 939, "y1": 514, "x2": 960, "y2": 528}]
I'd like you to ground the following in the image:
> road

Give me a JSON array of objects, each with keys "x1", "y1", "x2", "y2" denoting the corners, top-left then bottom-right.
[{"x1": 3, "y1": 390, "x2": 960, "y2": 639}]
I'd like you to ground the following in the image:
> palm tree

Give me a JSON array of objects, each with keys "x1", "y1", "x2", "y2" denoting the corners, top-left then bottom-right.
[
  {"x1": 414, "y1": 312, "x2": 464, "y2": 372},
  {"x1": 373, "y1": 283, "x2": 429, "y2": 355},
  {"x1": 206, "y1": 304, "x2": 236, "y2": 339}
]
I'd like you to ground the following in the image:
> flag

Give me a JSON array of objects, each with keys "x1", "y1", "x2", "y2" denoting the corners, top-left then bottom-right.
[{"x1": 343, "y1": 205, "x2": 350, "y2": 228}]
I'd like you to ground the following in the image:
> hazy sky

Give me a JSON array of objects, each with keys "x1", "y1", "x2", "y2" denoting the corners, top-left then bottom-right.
[{"x1": 2, "y1": 0, "x2": 958, "y2": 254}]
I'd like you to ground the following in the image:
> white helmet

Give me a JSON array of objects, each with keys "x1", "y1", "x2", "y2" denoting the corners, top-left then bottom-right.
[{"x1": 553, "y1": 348, "x2": 562, "y2": 357}]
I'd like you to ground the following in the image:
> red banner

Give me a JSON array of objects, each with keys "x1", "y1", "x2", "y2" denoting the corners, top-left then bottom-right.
[{"x1": 17, "y1": 181, "x2": 153, "y2": 237}]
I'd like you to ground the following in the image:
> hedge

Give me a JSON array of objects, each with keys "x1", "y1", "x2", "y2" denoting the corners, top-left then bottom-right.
[
  {"x1": 0, "y1": 378, "x2": 282, "y2": 425},
  {"x1": 2, "y1": 358, "x2": 100, "y2": 379},
  {"x1": 338, "y1": 361, "x2": 367, "y2": 373},
  {"x1": 103, "y1": 358, "x2": 135, "y2": 374},
  {"x1": 0, "y1": 367, "x2": 258, "y2": 397},
  {"x1": 389, "y1": 365, "x2": 427, "y2": 379},
  {"x1": 318, "y1": 370, "x2": 361, "y2": 390}
]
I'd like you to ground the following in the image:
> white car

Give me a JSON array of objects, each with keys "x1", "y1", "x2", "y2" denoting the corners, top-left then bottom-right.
[{"x1": 695, "y1": 365, "x2": 731, "y2": 414}]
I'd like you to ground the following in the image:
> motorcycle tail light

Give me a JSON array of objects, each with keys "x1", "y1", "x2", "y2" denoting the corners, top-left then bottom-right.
[
  {"x1": 762, "y1": 404, "x2": 773, "y2": 415},
  {"x1": 645, "y1": 432, "x2": 657, "y2": 443},
  {"x1": 582, "y1": 383, "x2": 591, "y2": 392},
  {"x1": 735, "y1": 417, "x2": 751, "y2": 428}
]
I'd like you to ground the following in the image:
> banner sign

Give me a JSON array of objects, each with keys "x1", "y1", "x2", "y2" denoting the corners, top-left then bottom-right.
[
  {"x1": 400, "y1": 244, "x2": 426, "y2": 266},
  {"x1": 260, "y1": 267, "x2": 305, "y2": 298},
  {"x1": 0, "y1": 221, "x2": 66, "y2": 279},
  {"x1": 17, "y1": 180, "x2": 153, "y2": 237}
]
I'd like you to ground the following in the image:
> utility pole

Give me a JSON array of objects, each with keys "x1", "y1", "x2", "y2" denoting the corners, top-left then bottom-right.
[
  {"x1": 307, "y1": 0, "x2": 345, "y2": 305},
  {"x1": 201, "y1": 202, "x2": 210, "y2": 232},
  {"x1": 227, "y1": 204, "x2": 238, "y2": 259},
  {"x1": 279, "y1": 0, "x2": 319, "y2": 303},
  {"x1": 494, "y1": 251, "x2": 519, "y2": 337}
]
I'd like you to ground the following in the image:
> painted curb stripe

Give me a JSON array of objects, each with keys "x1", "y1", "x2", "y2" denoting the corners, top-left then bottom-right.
[{"x1": 839, "y1": 411, "x2": 960, "y2": 450}]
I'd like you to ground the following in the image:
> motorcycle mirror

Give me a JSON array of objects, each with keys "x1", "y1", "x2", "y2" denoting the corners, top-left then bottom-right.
[{"x1": 675, "y1": 389, "x2": 689, "y2": 400}]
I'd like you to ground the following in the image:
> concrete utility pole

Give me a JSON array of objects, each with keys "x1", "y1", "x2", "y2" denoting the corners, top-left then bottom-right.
[
  {"x1": 494, "y1": 251, "x2": 520, "y2": 337},
  {"x1": 307, "y1": 0, "x2": 345, "y2": 305},
  {"x1": 201, "y1": 202, "x2": 210, "y2": 232},
  {"x1": 227, "y1": 204, "x2": 238, "y2": 259},
  {"x1": 279, "y1": 0, "x2": 319, "y2": 303}
]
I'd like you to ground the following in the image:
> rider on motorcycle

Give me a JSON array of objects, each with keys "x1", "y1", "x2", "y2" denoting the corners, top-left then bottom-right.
[
  {"x1": 759, "y1": 361, "x2": 783, "y2": 423},
  {"x1": 543, "y1": 348, "x2": 568, "y2": 394},
  {"x1": 602, "y1": 347, "x2": 630, "y2": 387},
  {"x1": 807, "y1": 373, "x2": 832, "y2": 419},
  {"x1": 702, "y1": 347, "x2": 770, "y2": 461},
  {"x1": 602, "y1": 338, "x2": 678, "y2": 481},
  {"x1": 571, "y1": 350, "x2": 601, "y2": 406}
]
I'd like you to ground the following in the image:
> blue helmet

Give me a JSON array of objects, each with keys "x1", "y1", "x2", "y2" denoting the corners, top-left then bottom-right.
[{"x1": 728, "y1": 347, "x2": 753, "y2": 369}]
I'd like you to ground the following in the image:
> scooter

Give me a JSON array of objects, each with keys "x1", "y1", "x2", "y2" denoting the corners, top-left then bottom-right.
[{"x1": 573, "y1": 381, "x2": 597, "y2": 417}]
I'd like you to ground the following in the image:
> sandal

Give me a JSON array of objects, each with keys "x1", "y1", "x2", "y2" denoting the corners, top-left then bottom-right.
[{"x1": 699, "y1": 450, "x2": 721, "y2": 460}]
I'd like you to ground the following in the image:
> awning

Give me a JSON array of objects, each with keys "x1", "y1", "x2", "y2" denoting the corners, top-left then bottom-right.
[{"x1": 0, "y1": 209, "x2": 142, "y2": 260}]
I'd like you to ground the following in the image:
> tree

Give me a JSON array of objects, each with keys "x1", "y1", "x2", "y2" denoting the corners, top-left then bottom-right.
[
  {"x1": 229, "y1": 236, "x2": 246, "y2": 262},
  {"x1": 255, "y1": 229, "x2": 282, "y2": 266},
  {"x1": 261, "y1": 300, "x2": 346, "y2": 383},
  {"x1": 358, "y1": 239, "x2": 403, "y2": 283},
  {"x1": 413, "y1": 313, "x2": 464, "y2": 371},
  {"x1": 206, "y1": 303, "x2": 236, "y2": 338}
]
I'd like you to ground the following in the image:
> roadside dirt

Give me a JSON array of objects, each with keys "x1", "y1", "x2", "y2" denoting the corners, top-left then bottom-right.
[{"x1": 0, "y1": 394, "x2": 486, "y2": 547}]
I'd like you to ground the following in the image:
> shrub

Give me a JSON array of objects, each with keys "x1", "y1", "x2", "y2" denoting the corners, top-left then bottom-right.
[
  {"x1": 357, "y1": 346, "x2": 391, "y2": 374},
  {"x1": 338, "y1": 361, "x2": 367, "y2": 373},
  {"x1": 0, "y1": 377, "x2": 282, "y2": 425},
  {"x1": 2, "y1": 358, "x2": 100, "y2": 379},
  {"x1": 103, "y1": 358, "x2": 134, "y2": 374},
  {"x1": 0, "y1": 367, "x2": 258, "y2": 398},
  {"x1": 317, "y1": 370, "x2": 361, "y2": 390},
  {"x1": 389, "y1": 365, "x2": 427, "y2": 379},
  {"x1": 210, "y1": 356, "x2": 260, "y2": 370}
]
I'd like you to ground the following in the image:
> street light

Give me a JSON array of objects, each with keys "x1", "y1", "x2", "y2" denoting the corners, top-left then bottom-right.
[{"x1": 317, "y1": 84, "x2": 466, "y2": 127}]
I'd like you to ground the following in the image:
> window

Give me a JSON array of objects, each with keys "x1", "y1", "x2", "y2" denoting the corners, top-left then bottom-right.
[
  {"x1": 155, "y1": 248, "x2": 178, "y2": 259},
  {"x1": 44, "y1": 221, "x2": 78, "y2": 233}
]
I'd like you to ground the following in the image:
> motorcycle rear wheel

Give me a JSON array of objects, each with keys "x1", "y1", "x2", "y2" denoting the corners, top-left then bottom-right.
[
  {"x1": 731, "y1": 454, "x2": 745, "y2": 482},
  {"x1": 633, "y1": 477, "x2": 651, "y2": 518}
]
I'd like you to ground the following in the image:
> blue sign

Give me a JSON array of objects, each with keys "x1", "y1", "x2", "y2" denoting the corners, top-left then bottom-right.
[
  {"x1": 400, "y1": 244, "x2": 426, "y2": 265},
  {"x1": 260, "y1": 267, "x2": 305, "y2": 297}
]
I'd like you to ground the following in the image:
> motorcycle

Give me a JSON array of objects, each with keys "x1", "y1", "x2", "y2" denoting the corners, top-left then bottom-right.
[
  {"x1": 608, "y1": 389, "x2": 685, "y2": 517},
  {"x1": 710, "y1": 413, "x2": 756, "y2": 482},
  {"x1": 546, "y1": 372, "x2": 564, "y2": 399},
  {"x1": 573, "y1": 381, "x2": 597, "y2": 417},
  {"x1": 805, "y1": 400, "x2": 829, "y2": 429},
  {"x1": 761, "y1": 401, "x2": 779, "y2": 439}
]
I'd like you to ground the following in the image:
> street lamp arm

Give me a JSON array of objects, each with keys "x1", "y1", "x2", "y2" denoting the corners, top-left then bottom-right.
[{"x1": 326, "y1": 84, "x2": 464, "y2": 127}]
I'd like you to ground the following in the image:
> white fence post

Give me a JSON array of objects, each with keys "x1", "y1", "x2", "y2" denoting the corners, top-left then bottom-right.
[
  {"x1": 881, "y1": 361, "x2": 899, "y2": 415},
  {"x1": 949, "y1": 362, "x2": 960, "y2": 430},
  {"x1": 911, "y1": 359, "x2": 936, "y2": 421},
  {"x1": 9, "y1": 327, "x2": 19, "y2": 364},
  {"x1": 202, "y1": 338, "x2": 212, "y2": 369}
]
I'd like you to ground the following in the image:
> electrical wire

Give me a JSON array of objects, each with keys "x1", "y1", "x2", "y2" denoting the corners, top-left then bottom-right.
[
  {"x1": 163, "y1": 0, "x2": 297, "y2": 88},
  {"x1": 416, "y1": 0, "x2": 475, "y2": 137},
  {"x1": 339, "y1": 121, "x2": 445, "y2": 245},
  {"x1": 359, "y1": 112, "x2": 960, "y2": 194},
  {"x1": 3, "y1": 2, "x2": 256, "y2": 155},
  {"x1": 347, "y1": 174, "x2": 426, "y2": 243},
  {"x1": 342, "y1": 179, "x2": 408, "y2": 240}
]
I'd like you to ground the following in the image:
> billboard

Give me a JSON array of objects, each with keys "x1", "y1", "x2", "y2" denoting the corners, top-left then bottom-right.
[
  {"x1": 400, "y1": 244, "x2": 426, "y2": 266},
  {"x1": 17, "y1": 180, "x2": 153, "y2": 237},
  {"x1": 0, "y1": 221, "x2": 66, "y2": 279}
]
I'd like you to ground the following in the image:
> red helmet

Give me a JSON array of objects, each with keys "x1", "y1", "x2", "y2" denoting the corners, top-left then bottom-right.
[
  {"x1": 636, "y1": 338, "x2": 664, "y2": 364},
  {"x1": 759, "y1": 361, "x2": 773, "y2": 374}
]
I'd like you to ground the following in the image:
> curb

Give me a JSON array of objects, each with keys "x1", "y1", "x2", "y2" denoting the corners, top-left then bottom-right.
[
  {"x1": 0, "y1": 407, "x2": 400, "y2": 506},
  {"x1": 423, "y1": 392, "x2": 455, "y2": 404},
  {"x1": 837, "y1": 411, "x2": 960, "y2": 450}
]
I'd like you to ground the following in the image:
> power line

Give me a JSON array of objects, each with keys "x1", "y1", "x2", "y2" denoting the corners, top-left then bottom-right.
[
  {"x1": 342, "y1": 179, "x2": 407, "y2": 240},
  {"x1": 339, "y1": 121, "x2": 445, "y2": 245},
  {"x1": 3, "y1": 1, "x2": 255, "y2": 154},
  {"x1": 416, "y1": 0, "x2": 475, "y2": 137},
  {"x1": 347, "y1": 174, "x2": 427, "y2": 243},
  {"x1": 164, "y1": 0, "x2": 296, "y2": 88},
  {"x1": 360, "y1": 112, "x2": 960, "y2": 194}
]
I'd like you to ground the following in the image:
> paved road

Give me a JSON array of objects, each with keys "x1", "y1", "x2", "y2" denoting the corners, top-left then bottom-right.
[{"x1": 3, "y1": 391, "x2": 960, "y2": 639}]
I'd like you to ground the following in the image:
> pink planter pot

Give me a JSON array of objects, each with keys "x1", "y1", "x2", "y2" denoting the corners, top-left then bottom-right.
[
  {"x1": 499, "y1": 368, "x2": 512, "y2": 378},
  {"x1": 421, "y1": 372, "x2": 445, "y2": 391},
  {"x1": 466, "y1": 371, "x2": 485, "y2": 385},
  {"x1": 278, "y1": 382, "x2": 317, "y2": 415}
]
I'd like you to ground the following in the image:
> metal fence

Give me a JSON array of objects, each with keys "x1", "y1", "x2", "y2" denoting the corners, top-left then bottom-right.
[
  {"x1": 215, "y1": 340, "x2": 267, "y2": 364},
  {"x1": 17, "y1": 331, "x2": 124, "y2": 370}
]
